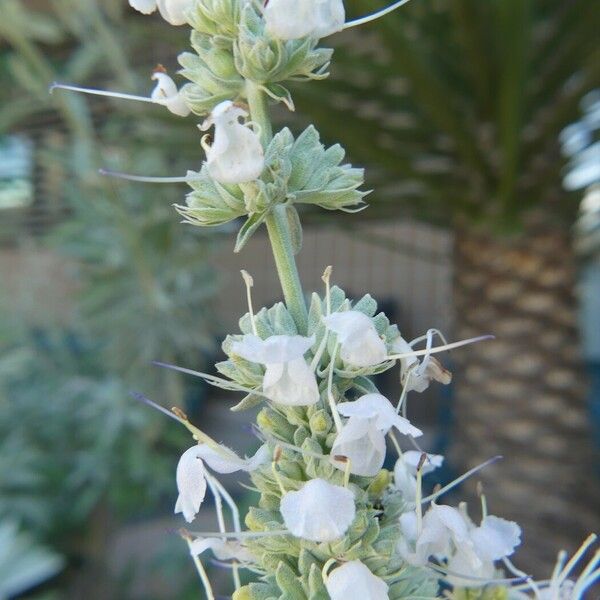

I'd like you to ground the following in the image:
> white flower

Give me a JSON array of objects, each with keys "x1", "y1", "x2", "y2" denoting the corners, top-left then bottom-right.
[
  {"x1": 393, "y1": 451, "x2": 443, "y2": 502},
  {"x1": 264, "y1": 0, "x2": 345, "y2": 41},
  {"x1": 175, "y1": 446, "x2": 208, "y2": 523},
  {"x1": 331, "y1": 416, "x2": 386, "y2": 476},
  {"x1": 325, "y1": 560, "x2": 389, "y2": 600},
  {"x1": 398, "y1": 504, "x2": 476, "y2": 567},
  {"x1": 129, "y1": 0, "x2": 194, "y2": 26},
  {"x1": 200, "y1": 101, "x2": 265, "y2": 184},
  {"x1": 149, "y1": 71, "x2": 190, "y2": 117},
  {"x1": 324, "y1": 311, "x2": 387, "y2": 368},
  {"x1": 392, "y1": 335, "x2": 452, "y2": 393},
  {"x1": 447, "y1": 515, "x2": 521, "y2": 588},
  {"x1": 175, "y1": 444, "x2": 268, "y2": 522},
  {"x1": 280, "y1": 479, "x2": 356, "y2": 542},
  {"x1": 337, "y1": 393, "x2": 423, "y2": 437},
  {"x1": 232, "y1": 334, "x2": 320, "y2": 406},
  {"x1": 190, "y1": 537, "x2": 254, "y2": 562}
]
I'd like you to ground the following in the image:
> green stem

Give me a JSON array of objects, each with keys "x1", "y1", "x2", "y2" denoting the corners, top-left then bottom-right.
[{"x1": 245, "y1": 81, "x2": 308, "y2": 333}]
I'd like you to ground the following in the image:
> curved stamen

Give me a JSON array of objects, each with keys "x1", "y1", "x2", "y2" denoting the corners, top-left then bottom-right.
[
  {"x1": 427, "y1": 562, "x2": 527, "y2": 585},
  {"x1": 387, "y1": 334, "x2": 494, "y2": 361},
  {"x1": 344, "y1": 0, "x2": 415, "y2": 30},
  {"x1": 99, "y1": 169, "x2": 202, "y2": 183},
  {"x1": 415, "y1": 455, "x2": 503, "y2": 506},
  {"x1": 187, "y1": 529, "x2": 290, "y2": 539},
  {"x1": 50, "y1": 82, "x2": 155, "y2": 104}
]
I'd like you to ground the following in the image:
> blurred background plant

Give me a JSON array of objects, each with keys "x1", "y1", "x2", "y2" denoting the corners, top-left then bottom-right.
[
  {"x1": 0, "y1": 0, "x2": 220, "y2": 596},
  {"x1": 293, "y1": 0, "x2": 600, "y2": 574}
]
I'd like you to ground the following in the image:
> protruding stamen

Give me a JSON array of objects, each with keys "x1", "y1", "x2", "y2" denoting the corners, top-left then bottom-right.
[
  {"x1": 477, "y1": 481, "x2": 488, "y2": 520},
  {"x1": 327, "y1": 343, "x2": 343, "y2": 432},
  {"x1": 99, "y1": 168, "x2": 201, "y2": 183},
  {"x1": 241, "y1": 270, "x2": 258, "y2": 335},
  {"x1": 181, "y1": 531, "x2": 216, "y2": 600},
  {"x1": 396, "y1": 370, "x2": 411, "y2": 415},
  {"x1": 187, "y1": 529, "x2": 289, "y2": 539},
  {"x1": 153, "y1": 360, "x2": 269, "y2": 398},
  {"x1": 321, "y1": 265, "x2": 332, "y2": 316},
  {"x1": 322, "y1": 558, "x2": 337, "y2": 583},
  {"x1": 343, "y1": 456, "x2": 352, "y2": 487},
  {"x1": 344, "y1": 0, "x2": 415, "y2": 29},
  {"x1": 49, "y1": 82, "x2": 155, "y2": 104},
  {"x1": 427, "y1": 562, "x2": 527, "y2": 585},
  {"x1": 130, "y1": 391, "x2": 182, "y2": 424},
  {"x1": 388, "y1": 430, "x2": 402, "y2": 457},
  {"x1": 417, "y1": 455, "x2": 503, "y2": 506},
  {"x1": 271, "y1": 462, "x2": 286, "y2": 495},
  {"x1": 415, "y1": 454, "x2": 425, "y2": 535},
  {"x1": 387, "y1": 334, "x2": 494, "y2": 361}
]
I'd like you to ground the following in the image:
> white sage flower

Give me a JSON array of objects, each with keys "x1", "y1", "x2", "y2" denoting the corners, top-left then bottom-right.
[
  {"x1": 175, "y1": 443, "x2": 268, "y2": 522},
  {"x1": 324, "y1": 311, "x2": 387, "y2": 368},
  {"x1": 264, "y1": 0, "x2": 345, "y2": 41},
  {"x1": 200, "y1": 101, "x2": 265, "y2": 185},
  {"x1": 232, "y1": 334, "x2": 320, "y2": 406},
  {"x1": 392, "y1": 335, "x2": 452, "y2": 393},
  {"x1": 446, "y1": 514, "x2": 521, "y2": 588},
  {"x1": 150, "y1": 71, "x2": 190, "y2": 117},
  {"x1": 129, "y1": 0, "x2": 194, "y2": 26},
  {"x1": 393, "y1": 451, "x2": 443, "y2": 502},
  {"x1": 337, "y1": 393, "x2": 422, "y2": 437},
  {"x1": 280, "y1": 478, "x2": 356, "y2": 542},
  {"x1": 190, "y1": 537, "x2": 254, "y2": 562},
  {"x1": 398, "y1": 503, "x2": 477, "y2": 567},
  {"x1": 50, "y1": 69, "x2": 190, "y2": 117},
  {"x1": 325, "y1": 560, "x2": 389, "y2": 600},
  {"x1": 331, "y1": 416, "x2": 386, "y2": 476},
  {"x1": 264, "y1": 0, "x2": 414, "y2": 41}
]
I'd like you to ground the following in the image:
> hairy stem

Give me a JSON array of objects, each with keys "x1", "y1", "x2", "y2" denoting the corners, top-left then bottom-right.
[{"x1": 245, "y1": 81, "x2": 308, "y2": 333}]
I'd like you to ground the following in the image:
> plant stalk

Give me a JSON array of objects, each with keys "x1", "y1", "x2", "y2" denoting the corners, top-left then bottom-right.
[{"x1": 245, "y1": 81, "x2": 308, "y2": 333}]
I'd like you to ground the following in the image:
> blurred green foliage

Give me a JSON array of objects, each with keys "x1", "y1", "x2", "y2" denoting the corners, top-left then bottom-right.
[
  {"x1": 0, "y1": 1, "x2": 220, "y2": 595},
  {"x1": 299, "y1": 0, "x2": 599, "y2": 228}
]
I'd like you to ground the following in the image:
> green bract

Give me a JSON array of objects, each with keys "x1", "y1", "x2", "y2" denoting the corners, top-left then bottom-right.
[
  {"x1": 234, "y1": 4, "x2": 332, "y2": 94},
  {"x1": 179, "y1": 31, "x2": 244, "y2": 115},
  {"x1": 176, "y1": 126, "x2": 367, "y2": 251}
]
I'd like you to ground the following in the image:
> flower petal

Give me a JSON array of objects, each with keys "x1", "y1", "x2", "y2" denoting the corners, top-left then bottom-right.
[
  {"x1": 471, "y1": 515, "x2": 521, "y2": 561},
  {"x1": 337, "y1": 394, "x2": 422, "y2": 437},
  {"x1": 280, "y1": 479, "x2": 356, "y2": 542},
  {"x1": 190, "y1": 537, "x2": 254, "y2": 562},
  {"x1": 175, "y1": 446, "x2": 208, "y2": 522},
  {"x1": 331, "y1": 416, "x2": 386, "y2": 476},
  {"x1": 129, "y1": 0, "x2": 157, "y2": 15},
  {"x1": 326, "y1": 560, "x2": 389, "y2": 600},
  {"x1": 233, "y1": 334, "x2": 314, "y2": 365}
]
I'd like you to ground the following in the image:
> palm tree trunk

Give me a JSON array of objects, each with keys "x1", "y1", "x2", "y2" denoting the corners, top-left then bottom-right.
[{"x1": 451, "y1": 212, "x2": 600, "y2": 576}]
